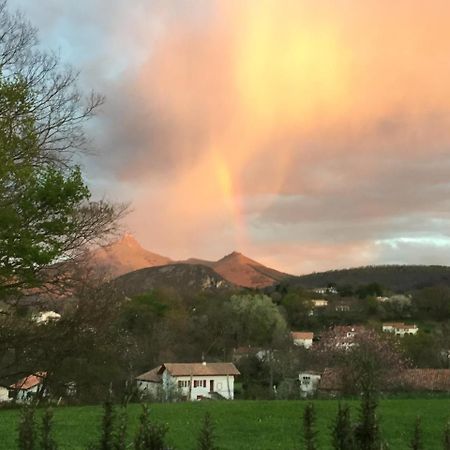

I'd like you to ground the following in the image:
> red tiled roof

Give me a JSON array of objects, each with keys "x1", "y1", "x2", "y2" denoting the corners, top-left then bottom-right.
[
  {"x1": 160, "y1": 362, "x2": 240, "y2": 377},
  {"x1": 399, "y1": 369, "x2": 450, "y2": 391},
  {"x1": 10, "y1": 372, "x2": 46, "y2": 391},
  {"x1": 319, "y1": 368, "x2": 450, "y2": 392},
  {"x1": 291, "y1": 332, "x2": 314, "y2": 340}
]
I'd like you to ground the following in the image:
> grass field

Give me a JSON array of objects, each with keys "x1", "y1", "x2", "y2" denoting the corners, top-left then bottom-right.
[{"x1": 0, "y1": 398, "x2": 449, "y2": 449}]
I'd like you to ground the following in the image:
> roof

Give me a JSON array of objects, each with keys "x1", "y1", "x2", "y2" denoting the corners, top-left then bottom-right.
[
  {"x1": 10, "y1": 372, "x2": 46, "y2": 391},
  {"x1": 319, "y1": 368, "x2": 343, "y2": 391},
  {"x1": 320, "y1": 368, "x2": 450, "y2": 392},
  {"x1": 399, "y1": 369, "x2": 450, "y2": 391},
  {"x1": 383, "y1": 322, "x2": 416, "y2": 329},
  {"x1": 136, "y1": 366, "x2": 162, "y2": 383},
  {"x1": 160, "y1": 362, "x2": 240, "y2": 377},
  {"x1": 291, "y1": 332, "x2": 314, "y2": 340}
]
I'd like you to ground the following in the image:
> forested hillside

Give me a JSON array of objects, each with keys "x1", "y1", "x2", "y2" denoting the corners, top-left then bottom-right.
[{"x1": 285, "y1": 265, "x2": 450, "y2": 292}]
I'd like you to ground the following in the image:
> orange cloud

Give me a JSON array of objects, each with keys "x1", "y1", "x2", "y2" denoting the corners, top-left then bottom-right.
[{"x1": 94, "y1": 0, "x2": 450, "y2": 271}]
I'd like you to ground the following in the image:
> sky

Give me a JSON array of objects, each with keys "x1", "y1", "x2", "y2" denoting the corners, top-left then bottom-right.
[{"x1": 10, "y1": 0, "x2": 450, "y2": 274}]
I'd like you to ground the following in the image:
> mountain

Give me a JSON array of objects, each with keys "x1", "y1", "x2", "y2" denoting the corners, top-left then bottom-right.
[
  {"x1": 112, "y1": 264, "x2": 234, "y2": 297},
  {"x1": 284, "y1": 265, "x2": 450, "y2": 292},
  {"x1": 208, "y1": 251, "x2": 288, "y2": 289},
  {"x1": 90, "y1": 235, "x2": 289, "y2": 288},
  {"x1": 89, "y1": 234, "x2": 172, "y2": 278}
]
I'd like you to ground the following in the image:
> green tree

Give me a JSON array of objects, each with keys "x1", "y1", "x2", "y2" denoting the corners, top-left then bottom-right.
[
  {"x1": 228, "y1": 294, "x2": 287, "y2": 347},
  {"x1": 197, "y1": 413, "x2": 218, "y2": 450},
  {"x1": 302, "y1": 403, "x2": 318, "y2": 450},
  {"x1": 0, "y1": 1, "x2": 125, "y2": 300},
  {"x1": 332, "y1": 403, "x2": 354, "y2": 450},
  {"x1": 409, "y1": 417, "x2": 423, "y2": 450}
]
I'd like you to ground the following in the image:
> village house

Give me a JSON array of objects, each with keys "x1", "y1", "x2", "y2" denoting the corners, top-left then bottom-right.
[
  {"x1": 382, "y1": 322, "x2": 418, "y2": 336},
  {"x1": 136, "y1": 362, "x2": 240, "y2": 401},
  {"x1": 298, "y1": 371, "x2": 321, "y2": 397},
  {"x1": 312, "y1": 287, "x2": 338, "y2": 295},
  {"x1": 32, "y1": 311, "x2": 61, "y2": 324},
  {"x1": 9, "y1": 373, "x2": 46, "y2": 403},
  {"x1": 291, "y1": 331, "x2": 314, "y2": 349}
]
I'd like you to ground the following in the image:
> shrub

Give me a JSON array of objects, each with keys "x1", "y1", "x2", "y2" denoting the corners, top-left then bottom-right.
[
  {"x1": 409, "y1": 416, "x2": 423, "y2": 450},
  {"x1": 18, "y1": 405, "x2": 35, "y2": 450},
  {"x1": 331, "y1": 403, "x2": 354, "y2": 450},
  {"x1": 40, "y1": 408, "x2": 58, "y2": 450},
  {"x1": 197, "y1": 412, "x2": 218, "y2": 450},
  {"x1": 302, "y1": 403, "x2": 318, "y2": 450},
  {"x1": 134, "y1": 404, "x2": 168, "y2": 450}
]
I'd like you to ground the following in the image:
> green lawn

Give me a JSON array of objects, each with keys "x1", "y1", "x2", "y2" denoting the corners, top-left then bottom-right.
[{"x1": 0, "y1": 398, "x2": 449, "y2": 449}]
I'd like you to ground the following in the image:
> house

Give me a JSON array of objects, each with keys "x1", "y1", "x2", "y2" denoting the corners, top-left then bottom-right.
[
  {"x1": 291, "y1": 332, "x2": 314, "y2": 349},
  {"x1": 136, "y1": 366, "x2": 162, "y2": 399},
  {"x1": 311, "y1": 299, "x2": 328, "y2": 308},
  {"x1": 312, "y1": 287, "x2": 338, "y2": 295},
  {"x1": 308, "y1": 299, "x2": 328, "y2": 316},
  {"x1": 382, "y1": 322, "x2": 418, "y2": 336},
  {"x1": 0, "y1": 386, "x2": 11, "y2": 403},
  {"x1": 298, "y1": 371, "x2": 321, "y2": 397},
  {"x1": 137, "y1": 362, "x2": 240, "y2": 401},
  {"x1": 9, "y1": 372, "x2": 46, "y2": 403},
  {"x1": 32, "y1": 311, "x2": 61, "y2": 324}
]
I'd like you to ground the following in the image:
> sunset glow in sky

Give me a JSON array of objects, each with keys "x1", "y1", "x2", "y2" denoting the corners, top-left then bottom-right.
[{"x1": 12, "y1": 0, "x2": 450, "y2": 274}]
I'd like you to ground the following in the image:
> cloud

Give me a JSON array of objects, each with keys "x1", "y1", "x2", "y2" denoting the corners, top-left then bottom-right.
[{"x1": 10, "y1": 0, "x2": 450, "y2": 273}]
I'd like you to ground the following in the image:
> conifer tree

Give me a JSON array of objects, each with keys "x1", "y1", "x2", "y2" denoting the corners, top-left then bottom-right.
[
  {"x1": 197, "y1": 413, "x2": 218, "y2": 450},
  {"x1": 409, "y1": 416, "x2": 423, "y2": 450},
  {"x1": 302, "y1": 403, "x2": 318, "y2": 450},
  {"x1": 40, "y1": 408, "x2": 58, "y2": 450},
  {"x1": 18, "y1": 405, "x2": 35, "y2": 450},
  {"x1": 332, "y1": 403, "x2": 354, "y2": 450}
]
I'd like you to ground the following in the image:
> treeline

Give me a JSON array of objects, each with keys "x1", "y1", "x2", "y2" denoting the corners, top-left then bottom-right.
[{"x1": 285, "y1": 265, "x2": 450, "y2": 292}]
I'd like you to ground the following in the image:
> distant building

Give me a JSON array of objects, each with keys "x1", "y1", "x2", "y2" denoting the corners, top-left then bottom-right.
[
  {"x1": 382, "y1": 323, "x2": 418, "y2": 336},
  {"x1": 311, "y1": 299, "x2": 328, "y2": 307},
  {"x1": 9, "y1": 373, "x2": 46, "y2": 403},
  {"x1": 312, "y1": 287, "x2": 338, "y2": 295},
  {"x1": 136, "y1": 362, "x2": 240, "y2": 401},
  {"x1": 291, "y1": 332, "x2": 314, "y2": 349},
  {"x1": 32, "y1": 311, "x2": 61, "y2": 324},
  {"x1": 299, "y1": 371, "x2": 321, "y2": 397}
]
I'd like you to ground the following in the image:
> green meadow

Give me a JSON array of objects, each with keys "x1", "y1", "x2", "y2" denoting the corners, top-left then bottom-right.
[{"x1": 0, "y1": 398, "x2": 449, "y2": 449}]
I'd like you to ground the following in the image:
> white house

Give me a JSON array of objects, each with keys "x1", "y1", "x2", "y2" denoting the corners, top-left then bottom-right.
[
  {"x1": 291, "y1": 332, "x2": 314, "y2": 349},
  {"x1": 0, "y1": 386, "x2": 11, "y2": 403},
  {"x1": 9, "y1": 373, "x2": 46, "y2": 403},
  {"x1": 32, "y1": 311, "x2": 61, "y2": 324},
  {"x1": 382, "y1": 322, "x2": 418, "y2": 337},
  {"x1": 137, "y1": 362, "x2": 240, "y2": 401},
  {"x1": 299, "y1": 372, "x2": 321, "y2": 397},
  {"x1": 312, "y1": 287, "x2": 338, "y2": 295}
]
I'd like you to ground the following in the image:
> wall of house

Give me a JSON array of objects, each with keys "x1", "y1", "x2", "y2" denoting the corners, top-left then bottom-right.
[
  {"x1": 0, "y1": 387, "x2": 11, "y2": 403},
  {"x1": 136, "y1": 380, "x2": 161, "y2": 399},
  {"x1": 163, "y1": 371, "x2": 235, "y2": 401}
]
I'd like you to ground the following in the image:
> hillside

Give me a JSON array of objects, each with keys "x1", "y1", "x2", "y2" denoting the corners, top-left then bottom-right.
[
  {"x1": 112, "y1": 263, "x2": 234, "y2": 297},
  {"x1": 90, "y1": 235, "x2": 289, "y2": 288},
  {"x1": 89, "y1": 234, "x2": 172, "y2": 278},
  {"x1": 286, "y1": 265, "x2": 450, "y2": 292},
  {"x1": 210, "y1": 252, "x2": 287, "y2": 289}
]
